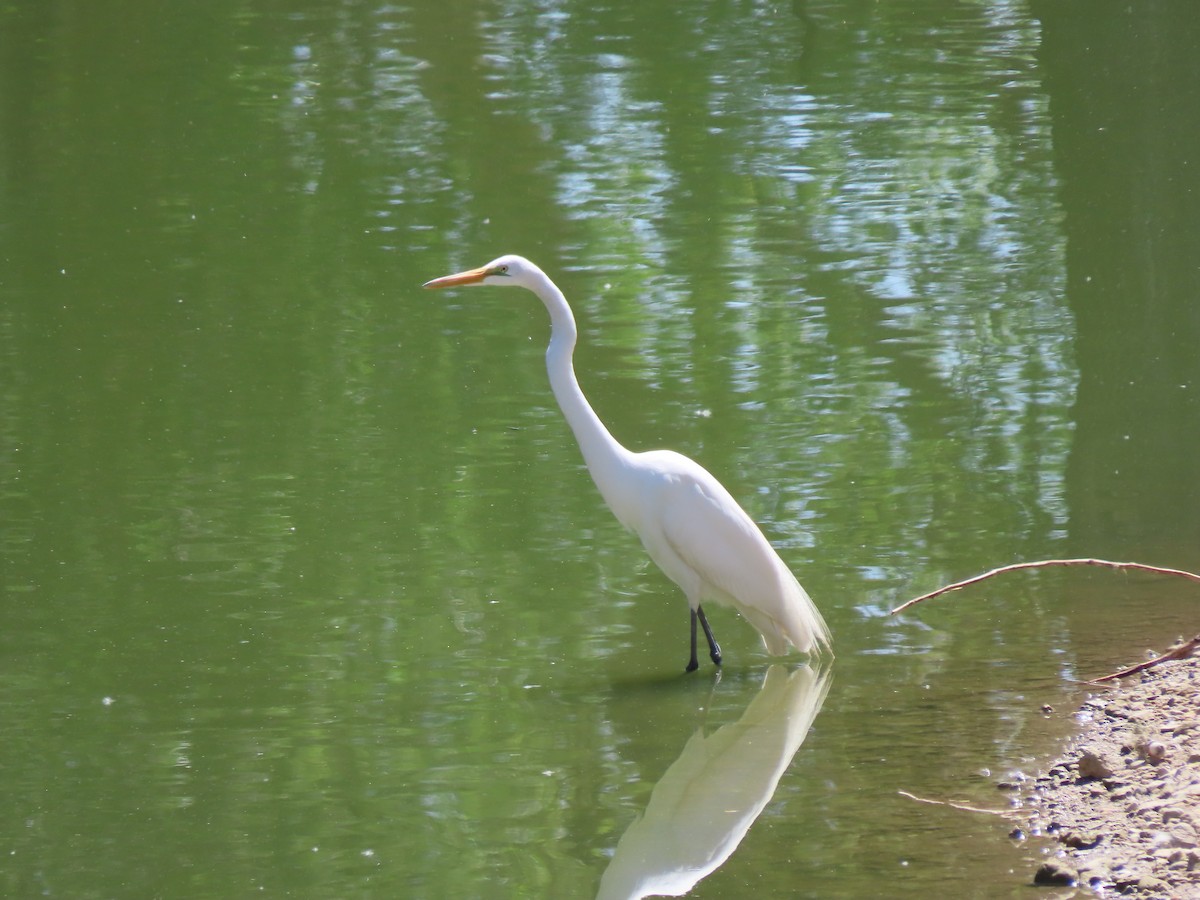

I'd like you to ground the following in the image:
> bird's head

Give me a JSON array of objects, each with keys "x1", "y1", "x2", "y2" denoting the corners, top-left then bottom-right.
[{"x1": 423, "y1": 254, "x2": 543, "y2": 291}]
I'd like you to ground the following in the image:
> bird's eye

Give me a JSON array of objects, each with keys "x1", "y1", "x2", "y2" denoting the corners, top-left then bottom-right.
[{"x1": 497, "y1": 265, "x2": 508, "y2": 274}]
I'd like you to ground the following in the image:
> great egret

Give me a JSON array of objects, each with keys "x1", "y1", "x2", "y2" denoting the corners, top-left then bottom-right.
[{"x1": 424, "y1": 255, "x2": 831, "y2": 671}]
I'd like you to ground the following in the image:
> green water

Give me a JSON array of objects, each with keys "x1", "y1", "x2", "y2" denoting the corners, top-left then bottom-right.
[{"x1": 3, "y1": 2, "x2": 1199, "y2": 897}]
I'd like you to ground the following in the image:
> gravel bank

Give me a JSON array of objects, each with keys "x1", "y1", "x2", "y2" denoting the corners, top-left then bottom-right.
[{"x1": 1020, "y1": 652, "x2": 1200, "y2": 897}]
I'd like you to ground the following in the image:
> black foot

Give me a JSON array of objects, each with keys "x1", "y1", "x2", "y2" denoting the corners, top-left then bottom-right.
[{"x1": 685, "y1": 658, "x2": 699, "y2": 673}]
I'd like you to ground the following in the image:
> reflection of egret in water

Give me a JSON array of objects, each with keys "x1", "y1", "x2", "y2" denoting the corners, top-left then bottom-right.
[{"x1": 597, "y1": 665, "x2": 833, "y2": 899}]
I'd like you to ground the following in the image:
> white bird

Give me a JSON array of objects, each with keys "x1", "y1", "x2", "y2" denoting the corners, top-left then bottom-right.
[{"x1": 424, "y1": 255, "x2": 831, "y2": 671}]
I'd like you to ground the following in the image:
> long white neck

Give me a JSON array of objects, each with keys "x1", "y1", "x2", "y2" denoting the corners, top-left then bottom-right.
[{"x1": 527, "y1": 269, "x2": 632, "y2": 484}]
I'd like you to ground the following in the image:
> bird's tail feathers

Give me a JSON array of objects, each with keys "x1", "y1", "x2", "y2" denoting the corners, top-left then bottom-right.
[{"x1": 746, "y1": 576, "x2": 831, "y2": 658}]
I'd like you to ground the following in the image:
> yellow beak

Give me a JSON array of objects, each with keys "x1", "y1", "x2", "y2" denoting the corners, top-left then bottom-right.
[{"x1": 423, "y1": 265, "x2": 491, "y2": 289}]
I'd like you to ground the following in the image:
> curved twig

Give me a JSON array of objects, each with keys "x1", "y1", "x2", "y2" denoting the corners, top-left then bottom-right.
[
  {"x1": 891, "y1": 558, "x2": 1200, "y2": 616},
  {"x1": 897, "y1": 790, "x2": 1015, "y2": 817},
  {"x1": 1083, "y1": 635, "x2": 1200, "y2": 685}
]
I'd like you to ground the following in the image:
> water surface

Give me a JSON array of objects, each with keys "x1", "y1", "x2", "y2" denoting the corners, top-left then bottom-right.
[{"x1": 3, "y1": 2, "x2": 1199, "y2": 897}]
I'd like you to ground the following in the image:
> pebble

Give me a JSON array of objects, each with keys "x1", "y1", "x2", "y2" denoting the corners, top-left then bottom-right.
[
  {"x1": 1032, "y1": 860, "x2": 1077, "y2": 886},
  {"x1": 1077, "y1": 749, "x2": 1115, "y2": 780},
  {"x1": 1169, "y1": 823, "x2": 1197, "y2": 848},
  {"x1": 1061, "y1": 830, "x2": 1101, "y2": 849}
]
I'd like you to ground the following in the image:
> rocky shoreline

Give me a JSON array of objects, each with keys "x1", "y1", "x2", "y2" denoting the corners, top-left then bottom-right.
[{"x1": 1018, "y1": 651, "x2": 1200, "y2": 897}]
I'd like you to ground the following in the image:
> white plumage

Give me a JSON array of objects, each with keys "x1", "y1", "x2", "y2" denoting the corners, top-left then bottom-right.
[{"x1": 425, "y1": 255, "x2": 831, "y2": 670}]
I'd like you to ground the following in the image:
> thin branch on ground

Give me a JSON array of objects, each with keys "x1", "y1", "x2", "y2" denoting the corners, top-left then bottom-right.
[
  {"x1": 1083, "y1": 635, "x2": 1200, "y2": 685},
  {"x1": 896, "y1": 790, "x2": 1016, "y2": 817},
  {"x1": 891, "y1": 558, "x2": 1200, "y2": 616}
]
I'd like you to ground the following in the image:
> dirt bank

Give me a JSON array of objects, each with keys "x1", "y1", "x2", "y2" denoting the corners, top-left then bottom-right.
[{"x1": 1019, "y1": 651, "x2": 1200, "y2": 897}]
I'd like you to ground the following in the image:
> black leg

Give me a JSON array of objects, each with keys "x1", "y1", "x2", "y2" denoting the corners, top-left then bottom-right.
[
  {"x1": 686, "y1": 609, "x2": 700, "y2": 672},
  {"x1": 697, "y1": 604, "x2": 722, "y2": 666}
]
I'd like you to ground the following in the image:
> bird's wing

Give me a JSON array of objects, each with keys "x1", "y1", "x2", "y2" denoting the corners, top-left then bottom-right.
[
  {"x1": 653, "y1": 454, "x2": 790, "y2": 607},
  {"x1": 649, "y1": 451, "x2": 827, "y2": 655}
]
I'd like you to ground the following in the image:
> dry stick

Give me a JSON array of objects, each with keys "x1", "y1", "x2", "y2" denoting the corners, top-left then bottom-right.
[
  {"x1": 1083, "y1": 634, "x2": 1200, "y2": 685},
  {"x1": 896, "y1": 790, "x2": 1016, "y2": 817},
  {"x1": 890, "y1": 558, "x2": 1200, "y2": 616}
]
